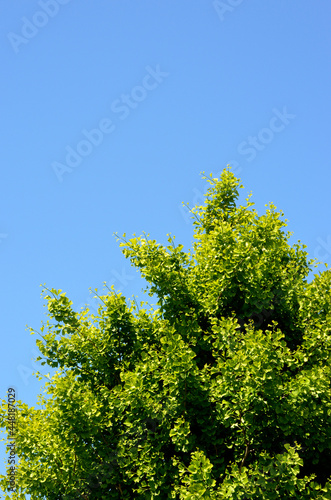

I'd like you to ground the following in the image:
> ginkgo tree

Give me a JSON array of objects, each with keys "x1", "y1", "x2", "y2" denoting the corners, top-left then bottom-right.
[{"x1": 1, "y1": 168, "x2": 331, "y2": 499}]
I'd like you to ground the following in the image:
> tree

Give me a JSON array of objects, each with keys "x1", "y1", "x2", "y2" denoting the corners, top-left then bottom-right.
[{"x1": 1, "y1": 168, "x2": 331, "y2": 499}]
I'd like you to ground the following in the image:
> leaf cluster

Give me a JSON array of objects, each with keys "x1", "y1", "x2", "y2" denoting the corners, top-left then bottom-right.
[{"x1": 1, "y1": 168, "x2": 331, "y2": 499}]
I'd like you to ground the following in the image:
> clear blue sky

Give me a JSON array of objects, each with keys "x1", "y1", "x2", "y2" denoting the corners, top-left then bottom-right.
[{"x1": 1, "y1": 1, "x2": 331, "y2": 494}]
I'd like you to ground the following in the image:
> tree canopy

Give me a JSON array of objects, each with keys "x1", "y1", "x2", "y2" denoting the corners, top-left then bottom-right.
[{"x1": 1, "y1": 168, "x2": 331, "y2": 499}]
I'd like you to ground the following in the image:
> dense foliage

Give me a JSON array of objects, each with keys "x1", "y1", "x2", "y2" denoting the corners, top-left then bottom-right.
[{"x1": 1, "y1": 169, "x2": 331, "y2": 499}]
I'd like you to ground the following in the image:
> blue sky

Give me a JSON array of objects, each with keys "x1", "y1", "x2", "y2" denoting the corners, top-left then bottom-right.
[{"x1": 1, "y1": 1, "x2": 331, "y2": 494}]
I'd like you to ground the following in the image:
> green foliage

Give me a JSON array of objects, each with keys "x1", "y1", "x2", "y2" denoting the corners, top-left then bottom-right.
[{"x1": 1, "y1": 168, "x2": 331, "y2": 498}]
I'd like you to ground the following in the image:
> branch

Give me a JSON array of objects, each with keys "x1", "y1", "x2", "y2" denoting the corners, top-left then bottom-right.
[{"x1": 239, "y1": 444, "x2": 249, "y2": 473}]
